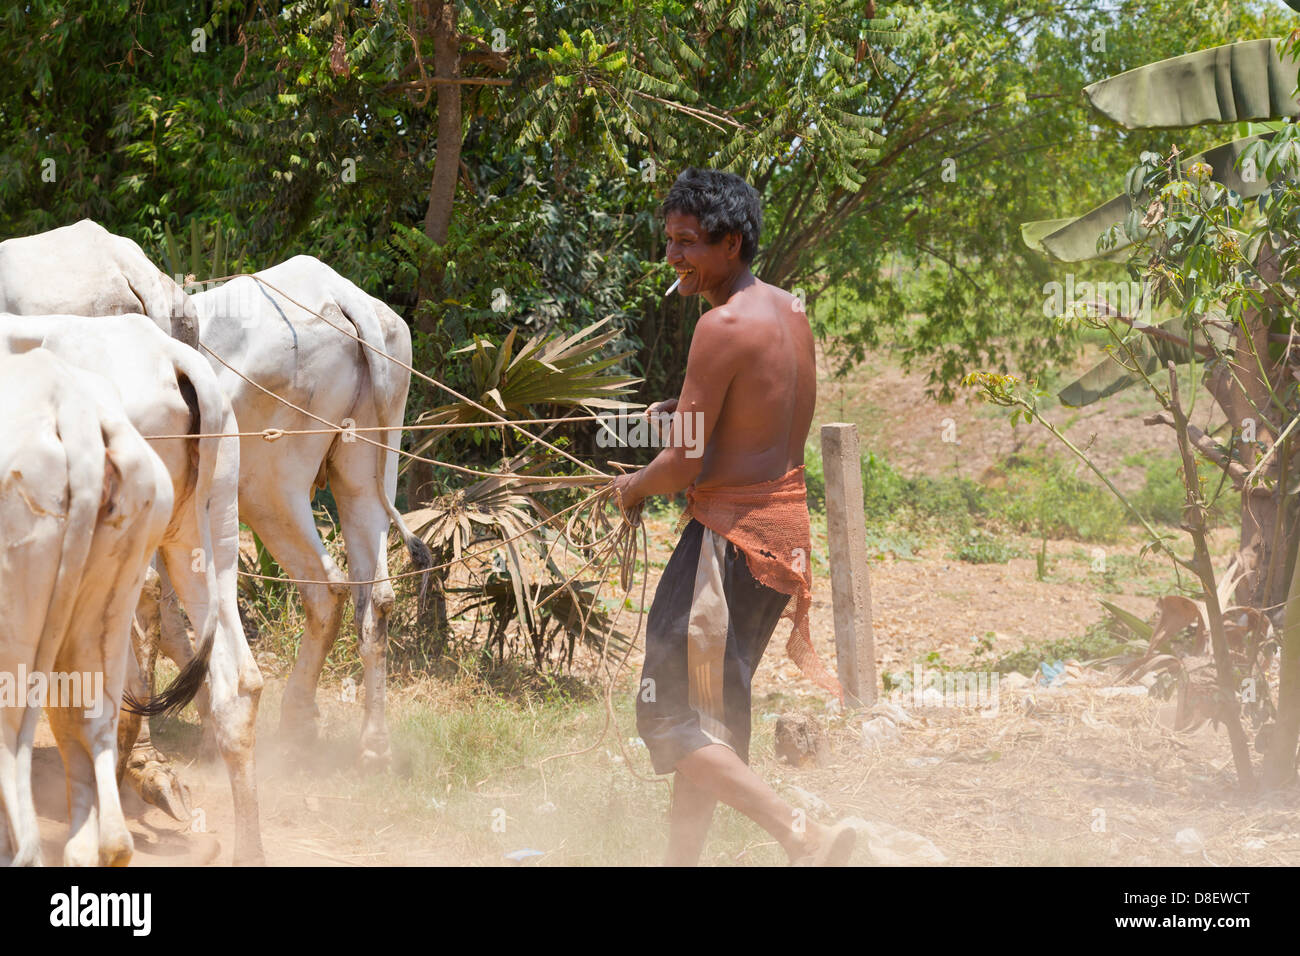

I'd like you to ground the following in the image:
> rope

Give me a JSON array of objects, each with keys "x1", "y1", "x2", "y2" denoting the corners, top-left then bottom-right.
[
  {"x1": 185, "y1": 271, "x2": 611, "y2": 478},
  {"x1": 240, "y1": 481, "x2": 612, "y2": 587},
  {"x1": 199, "y1": 340, "x2": 597, "y2": 484},
  {"x1": 144, "y1": 412, "x2": 612, "y2": 441},
  {"x1": 535, "y1": 508, "x2": 667, "y2": 794}
]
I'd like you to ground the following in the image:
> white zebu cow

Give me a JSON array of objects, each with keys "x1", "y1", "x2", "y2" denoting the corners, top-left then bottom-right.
[
  {"x1": 194, "y1": 259, "x2": 431, "y2": 765},
  {"x1": 0, "y1": 222, "x2": 201, "y2": 809},
  {"x1": 0, "y1": 220, "x2": 199, "y2": 349},
  {"x1": 0, "y1": 315, "x2": 265, "y2": 865},
  {"x1": 0, "y1": 349, "x2": 174, "y2": 866},
  {"x1": 0, "y1": 223, "x2": 429, "y2": 767}
]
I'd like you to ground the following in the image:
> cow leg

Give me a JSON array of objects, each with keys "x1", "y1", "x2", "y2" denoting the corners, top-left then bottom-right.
[
  {"x1": 160, "y1": 538, "x2": 266, "y2": 866},
  {"x1": 118, "y1": 629, "x2": 193, "y2": 821},
  {"x1": 332, "y1": 482, "x2": 396, "y2": 768},
  {"x1": 49, "y1": 708, "x2": 100, "y2": 867},
  {"x1": 49, "y1": 669, "x2": 134, "y2": 867},
  {"x1": 91, "y1": 733, "x2": 133, "y2": 867},
  {"x1": 244, "y1": 490, "x2": 349, "y2": 746},
  {"x1": 0, "y1": 705, "x2": 43, "y2": 866},
  {"x1": 0, "y1": 490, "x2": 63, "y2": 867}
]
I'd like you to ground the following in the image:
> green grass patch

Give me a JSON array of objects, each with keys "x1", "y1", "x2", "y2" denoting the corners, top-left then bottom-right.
[
  {"x1": 948, "y1": 529, "x2": 1019, "y2": 564},
  {"x1": 992, "y1": 618, "x2": 1134, "y2": 677}
]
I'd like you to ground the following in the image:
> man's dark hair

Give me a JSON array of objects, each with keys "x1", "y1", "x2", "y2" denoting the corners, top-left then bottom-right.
[{"x1": 659, "y1": 168, "x2": 763, "y2": 264}]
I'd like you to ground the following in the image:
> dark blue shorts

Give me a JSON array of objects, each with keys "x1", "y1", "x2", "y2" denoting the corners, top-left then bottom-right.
[{"x1": 636, "y1": 520, "x2": 791, "y2": 775}]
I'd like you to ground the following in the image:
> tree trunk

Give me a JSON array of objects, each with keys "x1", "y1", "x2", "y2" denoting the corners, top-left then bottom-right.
[
  {"x1": 408, "y1": 0, "x2": 462, "y2": 506},
  {"x1": 420, "y1": 0, "x2": 462, "y2": 311},
  {"x1": 1168, "y1": 363, "x2": 1256, "y2": 788},
  {"x1": 1262, "y1": 517, "x2": 1300, "y2": 789},
  {"x1": 1230, "y1": 247, "x2": 1286, "y2": 607}
]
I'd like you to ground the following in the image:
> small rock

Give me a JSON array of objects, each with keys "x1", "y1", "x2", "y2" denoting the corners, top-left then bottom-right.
[
  {"x1": 861, "y1": 715, "x2": 901, "y2": 748},
  {"x1": 870, "y1": 701, "x2": 917, "y2": 727},
  {"x1": 775, "y1": 713, "x2": 829, "y2": 767},
  {"x1": 1000, "y1": 672, "x2": 1032, "y2": 692},
  {"x1": 1174, "y1": 828, "x2": 1204, "y2": 855},
  {"x1": 536, "y1": 801, "x2": 557, "y2": 814},
  {"x1": 840, "y1": 816, "x2": 947, "y2": 865},
  {"x1": 904, "y1": 756, "x2": 942, "y2": 768}
]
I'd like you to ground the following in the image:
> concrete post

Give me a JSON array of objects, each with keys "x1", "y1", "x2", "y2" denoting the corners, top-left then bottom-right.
[{"x1": 819, "y1": 422, "x2": 877, "y2": 709}]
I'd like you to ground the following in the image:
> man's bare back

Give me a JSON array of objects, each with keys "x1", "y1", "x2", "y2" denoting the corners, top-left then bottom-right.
[{"x1": 691, "y1": 275, "x2": 816, "y2": 489}]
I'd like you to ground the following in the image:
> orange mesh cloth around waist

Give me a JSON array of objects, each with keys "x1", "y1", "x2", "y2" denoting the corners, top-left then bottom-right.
[{"x1": 683, "y1": 465, "x2": 842, "y2": 699}]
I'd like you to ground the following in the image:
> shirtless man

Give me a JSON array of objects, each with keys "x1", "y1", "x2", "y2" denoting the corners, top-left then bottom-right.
[{"x1": 612, "y1": 168, "x2": 856, "y2": 866}]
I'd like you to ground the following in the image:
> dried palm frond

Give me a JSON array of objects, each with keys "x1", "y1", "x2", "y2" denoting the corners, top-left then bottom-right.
[{"x1": 397, "y1": 455, "x2": 641, "y2": 668}]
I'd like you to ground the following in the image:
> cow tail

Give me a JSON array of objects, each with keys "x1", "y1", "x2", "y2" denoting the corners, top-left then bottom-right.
[
  {"x1": 123, "y1": 345, "x2": 217, "y2": 718},
  {"x1": 338, "y1": 292, "x2": 433, "y2": 584}
]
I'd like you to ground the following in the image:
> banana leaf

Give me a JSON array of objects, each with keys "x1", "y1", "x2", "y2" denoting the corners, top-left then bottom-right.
[
  {"x1": 1084, "y1": 38, "x2": 1300, "y2": 130},
  {"x1": 1035, "y1": 134, "x2": 1273, "y2": 262},
  {"x1": 1020, "y1": 218, "x2": 1076, "y2": 255},
  {"x1": 1059, "y1": 314, "x2": 1232, "y2": 407}
]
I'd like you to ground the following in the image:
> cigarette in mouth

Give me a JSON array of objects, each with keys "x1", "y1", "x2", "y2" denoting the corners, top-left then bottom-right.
[{"x1": 665, "y1": 277, "x2": 681, "y2": 296}]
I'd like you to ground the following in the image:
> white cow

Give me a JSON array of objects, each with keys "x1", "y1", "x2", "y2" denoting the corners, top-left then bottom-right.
[
  {"x1": 0, "y1": 315, "x2": 265, "y2": 866},
  {"x1": 193, "y1": 258, "x2": 431, "y2": 765},
  {"x1": 0, "y1": 349, "x2": 175, "y2": 866},
  {"x1": 0, "y1": 223, "x2": 429, "y2": 769},
  {"x1": 0, "y1": 221, "x2": 207, "y2": 812},
  {"x1": 0, "y1": 220, "x2": 198, "y2": 349}
]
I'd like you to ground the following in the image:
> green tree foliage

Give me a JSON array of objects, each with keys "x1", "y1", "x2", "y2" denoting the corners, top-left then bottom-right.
[
  {"x1": 831, "y1": 2, "x2": 1297, "y2": 398},
  {"x1": 4, "y1": 1, "x2": 1289, "y2": 443}
]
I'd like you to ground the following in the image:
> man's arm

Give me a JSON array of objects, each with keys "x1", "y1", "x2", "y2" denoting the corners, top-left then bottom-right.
[{"x1": 614, "y1": 309, "x2": 737, "y2": 510}]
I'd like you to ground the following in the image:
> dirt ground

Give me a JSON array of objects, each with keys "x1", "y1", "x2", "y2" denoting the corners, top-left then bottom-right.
[{"x1": 22, "y1": 340, "x2": 1296, "y2": 866}]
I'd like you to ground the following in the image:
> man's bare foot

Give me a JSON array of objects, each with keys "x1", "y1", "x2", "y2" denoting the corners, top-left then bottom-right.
[{"x1": 788, "y1": 821, "x2": 857, "y2": 866}]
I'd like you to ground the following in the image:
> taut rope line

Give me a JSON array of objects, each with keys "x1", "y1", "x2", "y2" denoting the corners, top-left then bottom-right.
[
  {"x1": 184, "y1": 271, "x2": 612, "y2": 478},
  {"x1": 197, "y1": 340, "x2": 598, "y2": 484}
]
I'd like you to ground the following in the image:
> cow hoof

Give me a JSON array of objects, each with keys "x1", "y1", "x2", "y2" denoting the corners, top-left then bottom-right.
[
  {"x1": 280, "y1": 696, "x2": 320, "y2": 744},
  {"x1": 128, "y1": 750, "x2": 192, "y2": 821},
  {"x1": 359, "y1": 741, "x2": 392, "y2": 771},
  {"x1": 99, "y1": 839, "x2": 134, "y2": 868}
]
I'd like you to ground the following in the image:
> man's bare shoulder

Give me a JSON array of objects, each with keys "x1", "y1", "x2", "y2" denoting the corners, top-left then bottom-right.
[
  {"x1": 693, "y1": 305, "x2": 739, "y2": 338},
  {"x1": 700, "y1": 281, "x2": 793, "y2": 327}
]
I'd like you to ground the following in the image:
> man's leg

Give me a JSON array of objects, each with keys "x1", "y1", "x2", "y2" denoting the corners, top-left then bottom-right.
[
  {"x1": 675, "y1": 743, "x2": 852, "y2": 864},
  {"x1": 665, "y1": 770, "x2": 717, "y2": 866}
]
